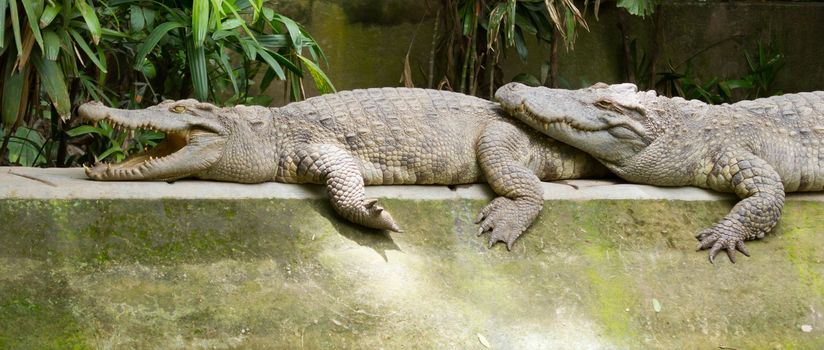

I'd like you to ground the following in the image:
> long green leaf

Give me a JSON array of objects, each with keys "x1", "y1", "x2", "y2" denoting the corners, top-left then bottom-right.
[
  {"x1": 215, "y1": 44, "x2": 239, "y2": 96},
  {"x1": 212, "y1": 29, "x2": 238, "y2": 41},
  {"x1": 616, "y1": 0, "x2": 658, "y2": 17},
  {"x1": 238, "y1": 37, "x2": 257, "y2": 60},
  {"x1": 262, "y1": 6, "x2": 274, "y2": 21},
  {"x1": 0, "y1": 0, "x2": 6, "y2": 47},
  {"x1": 248, "y1": 0, "x2": 262, "y2": 23},
  {"x1": 0, "y1": 31, "x2": 10, "y2": 56},
  {"x1": 133, "y1": 21, "x2": 185, "y2": 69},
  {"x1": 8, "y1": 126, "x2": 46, "y2": 166},
  {"x1": 486, "y1": 3, "x2": 506, "y2": 50},
  {"x1": 43, "y1": 30, "x2": 60, "y2": 60},
  {"x1": 256, "y1": 33, "x2": 289, "y2": 49},
  {"x1": 1, "y1": 62, "x2": 26, "y2": 127},
  {"x1": 221, "y1": 18, "x2": 243, "y2": 30},
  {"x1": 298, "y1": 55, "x2": 335, "y2": 94},
  {"x1": 19, "y1": 0, "x2": 44, "y2": 51},
  {"x1": 185, "y1": 37, "x2": 209, "y2": 101},
  {"x1": 256, "y1": 48, "x2": 285, "y2": 80},
  {"x1": 515, "y1": 12, "x2": 538, "y2": 36},
  {"x1": 288, "y1": 71, "x2": 301, "y2": 101},
  {"x1": 97, "y1": 144, "x2": 124, "y2": 161},
  {"x1": 208, "y1": 0, "x2": 223, "y2": 30},
  {"x1": 100, "y1": 28, "x2": 129, "y2": 39},
  {"x1": 129, "y1": 5, "x2": 145, "y2": 31},
  {"x1": 69, "y1": 28, "x2": 107, "y2": 72},
  {"x1": 273, "y1": 13, "x2": 302, "y2": 49},
  {"x1": 506, "y1": 0, "x2": 516, "y2": 46},
  {"x1": 32, "y1": 54, "x2": 71, "y2": 120},
  {"x1": 66, "y1": 124, "x2": 103, "y2": 137},
  {"x1": 75, "y1": 0, "x2": 101, "y2": 44},
  {"x1": 259, "y1": 45, "x2": 302, "y2": 75},
  {"x1": 301, "y1": 28, "x2": 329, "y2": 66},
  {"x1": 226, "y1": 4, "x2": 257, "y2": 44},
  {"x1": 39, "y1": 2, "x2": 61, "y2": 28},
  {"x1": 192, "y1": 0, "x2": 209, "y2": 47},
  {"x1": 8, "y1": 0, "x2": 22, "y2": 56},
  {"x1": 259, "y1": 65, "x2": 277, "y2": 92}
]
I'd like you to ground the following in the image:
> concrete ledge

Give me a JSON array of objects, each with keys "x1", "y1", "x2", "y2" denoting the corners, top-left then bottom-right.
[
  {"x1": 0, "y1": 167, "x2": 748, "y2": 201},
  {"x1": 6, "y1": 167, "x2": 824, "y2": 202},
  {"x1": 1, "y1": 167, "x2": 823, "y2": 348}
]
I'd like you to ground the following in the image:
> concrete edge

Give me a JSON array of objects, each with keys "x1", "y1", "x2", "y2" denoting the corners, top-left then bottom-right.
[{"x1": 3, "y1": 167, "x2": 822, "y2": 202}]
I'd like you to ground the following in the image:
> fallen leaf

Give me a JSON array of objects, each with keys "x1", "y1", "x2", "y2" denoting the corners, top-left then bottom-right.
[
  {"x1": 477, "y1": 333, "x2": 491, "y2": 348},
  {"x1": 652, "y1": 298, "x2": 661, "y2": 313}
]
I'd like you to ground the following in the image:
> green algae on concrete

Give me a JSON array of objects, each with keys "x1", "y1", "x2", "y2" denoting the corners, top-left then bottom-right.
[{"x1": 1, "y1": 198, "x2": 824, "y2": 349}]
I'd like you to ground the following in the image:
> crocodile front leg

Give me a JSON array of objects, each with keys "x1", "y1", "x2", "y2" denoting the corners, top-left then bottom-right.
[
  {"x1": 696, "y1": 150, "x2": 785, "y2": 263},
  {"x1": 282, "y1": 145, "x2": 401, "y2": 232},
  {"x1": 475, "y1": 122, "x2": 544, "y2": 250}
]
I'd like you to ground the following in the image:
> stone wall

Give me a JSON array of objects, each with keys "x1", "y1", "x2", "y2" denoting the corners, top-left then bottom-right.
[
  {"x1": 1, "y1": 168, "x2": 823, "y2": 348},
  {"x1": 266, "y1": 0, "x2": 824, "y2": 105}
]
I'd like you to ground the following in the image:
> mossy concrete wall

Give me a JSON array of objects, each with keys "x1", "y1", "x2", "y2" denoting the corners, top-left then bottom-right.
[{"x1": 1, "y1": 168, "x2": 823, "y2": 349}]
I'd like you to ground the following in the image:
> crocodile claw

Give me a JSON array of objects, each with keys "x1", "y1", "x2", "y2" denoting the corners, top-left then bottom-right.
[
  {"x1": 475, "y1": 197, "x2": 530, "y2": 250},
  {"x1": 361, "y1": 198, "x2": 401, "y2": 232},
  {"x1": 695, "y1": 226, "x2": 751, "y2": 264}
]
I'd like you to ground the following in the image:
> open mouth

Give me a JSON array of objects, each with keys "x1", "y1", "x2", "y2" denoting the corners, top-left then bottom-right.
[{"x1": 78, "y1": 101, "x2": 225, "y2": 181}]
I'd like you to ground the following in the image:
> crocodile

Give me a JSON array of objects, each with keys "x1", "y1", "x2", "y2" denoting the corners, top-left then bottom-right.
[
  {"x1": 78, "y1": 88, "x2": 610, "y2": 249},
  {"x1": 496, "y1": 82, "x2": 824, "y2": 263}
]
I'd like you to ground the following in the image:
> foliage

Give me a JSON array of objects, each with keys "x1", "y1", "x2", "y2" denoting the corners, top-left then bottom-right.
[
  {"x1": 436, "y1": 0, "x2": 588, "y2": 98},
  {"x1": 0, "y1": 0, "x2": 113, "y2": 166},
  {"x1": 118, "y1": 0, "x2": 335, "y2": 105},
  {"x1": 0, "y1": 0, "x2": 333, "y2": 167},
  {"x1": 434, "y1": 0, "x2": 663, "y2": 98},
  {"x1": 616, "y1": 0, "x2": 658, "y2": 18},
  {"x1": 656, "y1": 43, "x2": 784, "y2": 104}
]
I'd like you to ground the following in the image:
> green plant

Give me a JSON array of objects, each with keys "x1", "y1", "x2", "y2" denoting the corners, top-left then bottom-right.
[
  {"x1": 118, "y1": 0, "x2": 335, "y2": 105},
  {"x1": 432, "y1": 0, "x2": 662, "y2": 98},
  {"x1": 0, "y1": 0, "x2": 334, "y2": 167},
  {"x1": 65, "y1": 120, "x2": 164, "y2": 164},
  {"x1": 657, "y1": 42, "x2": 784, "y2": 104},
  {"x1": 616, "y1": 0, "x2": 658, "y2": 17},
  {"x1": 0, "y1": 0, "x2": 116, "y2": 167},
  {"x1": 434, "y1": 0, "x2": 587, "y2": 98}
]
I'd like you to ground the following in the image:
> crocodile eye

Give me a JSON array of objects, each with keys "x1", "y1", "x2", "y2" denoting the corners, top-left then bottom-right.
[
  {"x1": 171, "y1": 105, "x2": 187, "y2": 113},
  {"x1": 594, "y1": 98, "x2": 627, "y2": 115},
  {"x1": 594, "y1": 99, "x2": 613, "y2": 109}
]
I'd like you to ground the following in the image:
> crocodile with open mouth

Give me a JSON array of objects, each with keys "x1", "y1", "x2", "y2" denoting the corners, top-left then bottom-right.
[
  {"x1": 496, "y1": 82, "x2": 824, "y2": 262},
  {"x1": 78, "y1": 88, "x2": 610, "y2": 249}
]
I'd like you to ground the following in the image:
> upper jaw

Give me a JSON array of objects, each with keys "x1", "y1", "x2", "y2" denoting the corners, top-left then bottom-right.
[
  {"x1": 78, "y1": 101, "x2": 225, "y2": 135},
  {"x1": 77, "y1": 102, "x2": 227, "y2": 181}
]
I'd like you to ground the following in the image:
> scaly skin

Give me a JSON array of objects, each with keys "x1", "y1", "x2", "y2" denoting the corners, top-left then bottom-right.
[
  {"x1": 496, "y1": 82, "x2": 824, "y2": 263},
  {"x1": 78, "y1": 88, "x2": 610, "y2": 249}
]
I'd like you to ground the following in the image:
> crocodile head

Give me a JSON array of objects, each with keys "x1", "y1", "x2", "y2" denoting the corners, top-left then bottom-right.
[
  {"x1": 78, "y1": 99, "x2": 274, "y2": 182},
  {"x1": 496, "y1": 82, "x2": 656, "y2": 167}
]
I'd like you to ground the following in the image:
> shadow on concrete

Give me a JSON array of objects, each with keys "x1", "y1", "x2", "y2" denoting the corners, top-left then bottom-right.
[{"x1": 308, "y1": 200, "x2": 402, "y2": 261}]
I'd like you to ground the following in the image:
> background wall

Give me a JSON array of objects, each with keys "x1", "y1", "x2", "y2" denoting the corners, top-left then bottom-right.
[{"x1": 267, "y1": 0, "x2": 824, "y2": 105}]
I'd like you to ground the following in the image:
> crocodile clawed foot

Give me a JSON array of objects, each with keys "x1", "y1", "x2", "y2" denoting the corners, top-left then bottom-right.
[
  {"x1": 695, "y1": 227, "x2": 751, "y2": 264},
  {"x1": 362, "y1": 198, "x2": 403, "y2": 233},
  {"x1": 475, "y1": 197, "x2": 530, "y2": 251}
]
